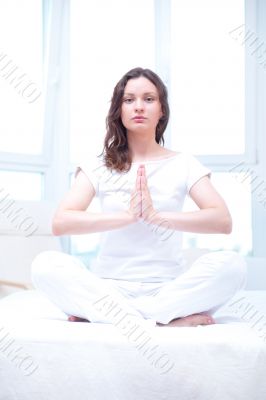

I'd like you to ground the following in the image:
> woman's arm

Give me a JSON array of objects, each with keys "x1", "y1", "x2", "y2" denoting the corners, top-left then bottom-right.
[
  {"x1": 144, "y1": 176, "x2": 232, "y2": 234},
  {"x1": 52, "y1": 170, "x2": 136, "y2": 236}
]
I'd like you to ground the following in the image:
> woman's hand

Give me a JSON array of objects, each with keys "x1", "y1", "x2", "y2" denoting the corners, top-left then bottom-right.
[
  {"x1": 128, "y1": 165, "x2": 156, "y2": 222},
  {"x1": 139, "y1": 165, "x2": 156, "y2": 222},
  {"x1": 128, "y1": 165, "x2": 142, "y2": 220}
]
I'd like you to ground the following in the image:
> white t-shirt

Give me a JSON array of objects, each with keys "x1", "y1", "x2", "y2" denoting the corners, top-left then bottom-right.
[{"x1": 78, "y1": 152, "x2": 211, "y2": 283}]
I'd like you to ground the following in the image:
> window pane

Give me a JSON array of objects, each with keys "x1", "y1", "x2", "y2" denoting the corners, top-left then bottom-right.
[
  {"x1": 70, "y1": 201, "x2": 101, "y2": 262},
  {"x1": 170, "y1": 0, "x2": 245, "y2": 155},
  {"x1": 70, "y1": 0, "x2": 155, "y2": 164},
  {"x1": 70, "y1": 195, "x2": 101, "y2": 257},
  {"x1": 0, "y1": 0, "x2": 43, "y2": 154},
  {"x1": 69, "y1": 172, "x2": 100, "y2": 258},
  {"x1": 0, "y1": 171, "x2": 43, "y2": 200},
  {"x1": 182, "y1": 172, "x2": 252, "y2": 256}
]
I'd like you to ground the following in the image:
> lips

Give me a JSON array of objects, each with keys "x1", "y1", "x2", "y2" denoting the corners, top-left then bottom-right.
[{"x1": 133, "y1": 116, "x2": 146, "y2": 121}]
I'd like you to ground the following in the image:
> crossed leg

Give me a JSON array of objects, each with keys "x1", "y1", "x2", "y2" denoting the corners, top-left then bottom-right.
[
  {"x1": 130, "y1": 251, "x2": 247, "y2": 326},
  {"x1": 31, "y1": 250, "x2": 246, "y2": 327}
]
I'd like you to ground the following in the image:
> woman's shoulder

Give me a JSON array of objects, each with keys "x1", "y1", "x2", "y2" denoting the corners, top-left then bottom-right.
[{"x1": 164, "y1": 151, "x2": 209, "y2": 173}]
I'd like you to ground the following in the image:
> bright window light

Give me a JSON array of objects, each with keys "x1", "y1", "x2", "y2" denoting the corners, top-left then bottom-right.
[
  {"x1": 0, "y1": 0, "x2": 43, "y2": 154},
  {"x1": 70, "y1": 0, "x2": 155, "y2": 164},
  {"x1": 170, "y1": 0, "x2": 245, "y2": 155},
  {"x1": 0, "y1": 170, "x2": 43, "y2": 201},
  {"x1": 182, "y1": 171, "x2": 252, "y2": 256}
]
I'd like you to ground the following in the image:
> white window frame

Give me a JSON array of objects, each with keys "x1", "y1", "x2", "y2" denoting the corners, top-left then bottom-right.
[
  {"x1": 155, "y1": 0, "x2": 265, "y2": 257},
  {"x1": 250, "y1": 0, "x2": 266, "y2": 257},
  {"x1": 0, "y1": 0, "x2": 70, "y2": 203}
]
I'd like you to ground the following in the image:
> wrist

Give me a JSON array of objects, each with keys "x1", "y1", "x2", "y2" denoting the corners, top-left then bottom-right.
[
  {"x1": 125, "y1": 210, "x2": 138, "y2": 224},
  {"x1": 142, "y1": 209, "x2": 161, "y2": 225}
]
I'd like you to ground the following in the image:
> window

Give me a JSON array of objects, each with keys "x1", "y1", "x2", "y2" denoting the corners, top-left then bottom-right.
[
  {"x1": 0, "y1": 171, "x2": 42, "y2": 201},
  {"x1": 70, "y1": 0, "x2": 155, "y2": 164},
  {"x1": 0, "y1": 0, "x2": 44, "y2": 205},
  {"x1": 170, "y1": 0, "x2": 245, "y2": 156},
  {"x1": 0, "y1": 0, "x2": 43, "y2": 155},
  {"x1": 182, "y1": 172, "x2": 252, "y2": 255},
  {"x1": 168, "y1": 0, "x2": 252, "y2": 255}
]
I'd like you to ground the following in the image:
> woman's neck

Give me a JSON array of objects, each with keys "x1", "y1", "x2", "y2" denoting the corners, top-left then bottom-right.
[{"x1": 130, "y1": 146, "x2": 176, "y2": 163}]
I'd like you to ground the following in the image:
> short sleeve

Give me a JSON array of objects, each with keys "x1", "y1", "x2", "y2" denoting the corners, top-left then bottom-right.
[
  {"x1": 75, "y1": 156, "x2": 104, "y2": 197},
  {"x1": 186, "y1": 154, "x2": 211, "y2": 193}
]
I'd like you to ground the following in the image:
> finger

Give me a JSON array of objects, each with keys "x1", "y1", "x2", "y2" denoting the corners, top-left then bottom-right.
[
  {"x1": 137, "y1": 175, "x2": 141, "y2": 191},
  {"x1": 140, "y1": 166, "x2": 146, "y2": 186},
  {"x1": 140, "y1": 176, "x2": 148, "y2": 204},
  {"x1": 131, "y1": 176, "x2": 142, "y2": 213},
  {"x1": 134, "y1": 169, "x2": 141, "y2": 192},
  {"x1": 140, "y1": 175, "x2": 147, "y2": 191},
  {"x1": 138, "y1": 164, "x2": 145, "y2": 176}
]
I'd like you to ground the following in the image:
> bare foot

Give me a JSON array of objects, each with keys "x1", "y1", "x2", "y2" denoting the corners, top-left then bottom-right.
[
  {"x1": 68, "y1": 315, "x2": 90, "y2": 323},
  {"x1": 156, "y1": 313, "x2": 215, "y2": 327}
]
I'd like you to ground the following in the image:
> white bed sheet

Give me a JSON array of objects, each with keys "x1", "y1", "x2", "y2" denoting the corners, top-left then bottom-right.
[{"x1": 0, "y1": 289, "x2": 266, "y2": 400}]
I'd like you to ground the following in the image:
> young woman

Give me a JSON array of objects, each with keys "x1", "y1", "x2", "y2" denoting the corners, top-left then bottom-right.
[{"x1": 31, "y1": 67, "x2": 247, "y2": 327}]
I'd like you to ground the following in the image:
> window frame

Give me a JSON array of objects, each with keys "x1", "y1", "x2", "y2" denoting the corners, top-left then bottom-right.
[{"x1": 155, "y1": 0, "x2": 264, "y2": 257}]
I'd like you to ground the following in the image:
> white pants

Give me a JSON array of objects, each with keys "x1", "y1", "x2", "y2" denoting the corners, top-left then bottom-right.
[{"x1": 31, "y1": 250, "x2": 247, "y2": 326}]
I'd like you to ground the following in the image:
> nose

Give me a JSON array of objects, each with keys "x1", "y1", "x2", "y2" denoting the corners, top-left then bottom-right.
[{"x1": 135, "y1": 98, "x2": 144, "y2": 112}]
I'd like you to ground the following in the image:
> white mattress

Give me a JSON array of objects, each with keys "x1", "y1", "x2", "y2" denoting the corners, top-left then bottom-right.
[{"x1": 0, "y1": 289, "x2": 266, "y2": 400}]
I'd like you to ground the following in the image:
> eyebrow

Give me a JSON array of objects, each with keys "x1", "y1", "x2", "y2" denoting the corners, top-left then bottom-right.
[{"x1": 123, "y1": 92, "x2": 158, "y2": 96}]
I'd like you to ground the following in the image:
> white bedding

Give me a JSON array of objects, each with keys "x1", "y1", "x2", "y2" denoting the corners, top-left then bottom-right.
[{"x1": 0, "y1": 289, "x2": 266, "y2": 400}]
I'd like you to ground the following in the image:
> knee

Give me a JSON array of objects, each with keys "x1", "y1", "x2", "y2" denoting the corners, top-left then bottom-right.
[
  {"x1": 31, "y1": 250, "x2": 63, "y2": 287},
  {"x1": 212, "y1": 251, "x2": 247, "y2": 290}
]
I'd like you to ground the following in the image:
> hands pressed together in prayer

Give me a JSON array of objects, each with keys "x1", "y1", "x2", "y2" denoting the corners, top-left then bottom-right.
[{"x1": 128, "y1": 164, "x2": 156, "y2": 223}]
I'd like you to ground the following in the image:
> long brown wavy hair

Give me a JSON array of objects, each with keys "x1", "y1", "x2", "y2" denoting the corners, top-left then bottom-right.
[{"x1": 99, "y1": 67, "x2": 170, "y2": 173}]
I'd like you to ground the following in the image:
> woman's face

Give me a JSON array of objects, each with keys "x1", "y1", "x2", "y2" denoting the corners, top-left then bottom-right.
[{"x1": 121, "y1": 76, "x2": 163, "y2": 134}]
